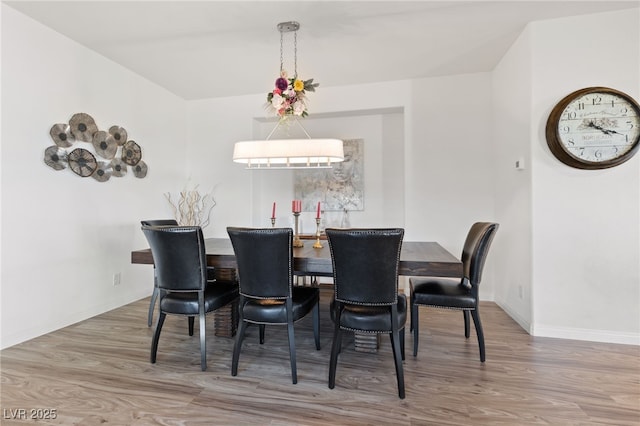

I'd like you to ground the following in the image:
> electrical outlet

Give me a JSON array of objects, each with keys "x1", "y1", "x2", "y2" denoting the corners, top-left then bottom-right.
[
  {"x1": 518, "y1": 285, "x2": 523, "y2": 299},
  {"x1": 113, "y1": 272, "x2": 121, "y2": 286}
]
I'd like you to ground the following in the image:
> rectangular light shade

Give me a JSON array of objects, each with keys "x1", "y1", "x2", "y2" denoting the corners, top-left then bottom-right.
[{"x1": 233, "y1": 138, "x2": 344, "y2": 168}]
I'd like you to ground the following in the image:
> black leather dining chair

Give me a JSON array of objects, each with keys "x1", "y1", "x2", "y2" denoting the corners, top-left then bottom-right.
[
  {"x1": 410, "y1": 222, "x2": 499, "y2": 362},
  {"x1": 227, "y1": 227, "x2": 320, "y2": 384},
  {"x1": 141, "y1": 219, "x2": 217, "y2": 328},
  {"x1": 326, "y1": 227, "x2": 407, "y2": 399},
  {"x1": 141, "y1": 219, "x2": 178, "y2": 327},
  {"x1": 141, "y1": 225, "x2": 239, "y2": 371}
]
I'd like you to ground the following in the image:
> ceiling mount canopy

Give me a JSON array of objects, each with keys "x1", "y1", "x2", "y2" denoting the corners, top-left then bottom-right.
[{"x1": 233, "y1": 21, "x2": 343, "y2": 170}]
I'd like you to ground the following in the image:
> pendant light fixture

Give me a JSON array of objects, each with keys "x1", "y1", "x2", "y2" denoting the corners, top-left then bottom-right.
[{"x1": 233, "y1": 21, "x2": 344, "y2": 169}]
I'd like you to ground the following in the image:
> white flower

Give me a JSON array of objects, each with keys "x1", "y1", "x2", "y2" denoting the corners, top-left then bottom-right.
[
  {"x1": 271, "y1": 93, "x2": 284, "y2": 110},
  {"x1": 293, "y1": 98, "x2": 306, "y2": 116}
]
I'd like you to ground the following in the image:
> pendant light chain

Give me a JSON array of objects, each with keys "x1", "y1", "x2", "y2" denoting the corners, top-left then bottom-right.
[
  {"x1": 279, "y1": 30, "x2": 284, "y2": 75},
  {"x1": 278, "y1": 24, "x2": 298, "y2": 78},
  {"x1": 294, "y1": 30, "x2": 298, "y2": 78}
]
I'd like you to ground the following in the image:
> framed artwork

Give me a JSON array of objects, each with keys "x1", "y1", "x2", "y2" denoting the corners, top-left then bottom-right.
[{"x1": 294, "y1": 138, "x2": 364, "y2": 211}]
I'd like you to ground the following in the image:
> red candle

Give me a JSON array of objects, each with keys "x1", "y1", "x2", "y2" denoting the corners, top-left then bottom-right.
[
  {"x1": 271, "y1": 202, "x2": 276, "y2": 219},
  {"x1": 292, "y1": 200, "x2": 301, "y2": 213},
  {"x1": 316, "y1": 202, "x2": 321, "y2": 219}
]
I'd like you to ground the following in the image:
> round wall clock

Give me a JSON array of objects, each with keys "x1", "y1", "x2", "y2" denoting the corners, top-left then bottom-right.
[{"x1": 545, "y1": 87, "x2": 640, "y2": 169}]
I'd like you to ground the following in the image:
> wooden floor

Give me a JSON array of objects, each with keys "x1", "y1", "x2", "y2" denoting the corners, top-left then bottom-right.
[{"x1": 1, "y1": 289, "x2": 639, "y2": 425}]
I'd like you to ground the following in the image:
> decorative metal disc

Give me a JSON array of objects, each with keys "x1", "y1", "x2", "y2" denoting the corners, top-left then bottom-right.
[
  {"x1": 132, "y1": 160, "x2": 148, "y2": 178},
  {"x1": 122, "y1": 140, "x2": 142, "y2": 165},
  {"x1": 110, "y1": 158, "x2": 128, "y2": 177},
  {"x1": 67, "y1": 148, "x2": 97, "y2": 177},
  {"x1": 92, "y1": 161, "x2": 113, "y2": 182},
  {"x1": 69, "y1": 113, "x2": 98, "y2": 142},
  {"x1": 44, "y1": 145, "x2": 68, "y2": 170},
  {"x1": 92, "y1": 130, "x2": 118, "y2": 159},
  {"x1": 109, "y1": 125, "x2": 128, "y2": 146},
  {"x1": 49, "y1": 123, "x2": 75, "y2": 147}
]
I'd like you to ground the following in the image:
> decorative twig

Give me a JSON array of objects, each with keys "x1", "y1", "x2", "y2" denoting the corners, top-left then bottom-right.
[{"x1": 164, "y1": 183, "x2": 217, "y2": 228}]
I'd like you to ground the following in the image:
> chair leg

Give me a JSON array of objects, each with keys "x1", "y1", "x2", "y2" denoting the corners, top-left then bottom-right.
[
  {"x1": 400, "y1": 328, "x2": 405, "y2": 360},
  {"x1": 409, "y1": 287, "x2": 414, "y2": 332},
  {"x1": 150, "y1": 312, "x2": 166, "y2": 364},
  {"x1": 390, "y1": 330, "x2": 406, "y2": 399},
  {"x1": 328, "y1": 321, "x2": 342, "y2": 389},
  {"x1": 148, "y1": 286, "x2": 158, "y2": 327},
  {"x1": 259, "y1": 324, "x2": 265, "y2": 344},
  {"x1": 313, "y1": 300, "x2": 320, "y2": 350},
  {"x1": 336, "y1": 328, "x2": 343, "y2": 355},
  {"x1": 188, "y1": 316, "x2": 195, "y2": 336},
  {"x1": 232, "y1": 320, "x2": 248, "y2": 376},
  {"x1": 412, "y1": 303, "x2": 420, "y2": 357},
  {"x1": 199, "y1": 311, "x2": 207, "y2": 371},
  {"x1": 286, "y1": 320, "x2": 298, "y2": 384},
  {"x1": 463, "y1": 310, "x2": 470, "y2": 338},
  {"x1": 471, "y1": 309, "x2": 486, "y2": 362}
]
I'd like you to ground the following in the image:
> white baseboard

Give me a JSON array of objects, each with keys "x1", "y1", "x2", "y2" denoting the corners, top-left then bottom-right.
[
  {"x1": 495, "y1": 299, "x2": 532, "y2": 334},
  {"x1": 495, "y1": 299, "x2": 639, "y2": 345},
  {"x1": 532, "y1": 325, "x2": 640, "y2": 346}
]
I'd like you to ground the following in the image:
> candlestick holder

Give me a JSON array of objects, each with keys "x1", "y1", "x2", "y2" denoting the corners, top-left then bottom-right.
[
  {"x1": 312, "y1": 217, "x2": 323, "y2": 249},
  {"x1": 293, "y1": 212, "x2": 303, "y2": 247},
  {"x1": 270, "y1": 217, "x2": 276, "y2": 228}
]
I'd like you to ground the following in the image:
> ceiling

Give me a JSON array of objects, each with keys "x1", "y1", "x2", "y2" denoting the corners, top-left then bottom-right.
[{"x1": 6, "y1": 1, "x2": 639, "y2": 100}]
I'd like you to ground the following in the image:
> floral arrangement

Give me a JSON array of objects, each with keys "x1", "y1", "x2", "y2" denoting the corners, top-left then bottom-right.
[{"x1": 266, "y1": 70, "x2": 319, "y2": 119}]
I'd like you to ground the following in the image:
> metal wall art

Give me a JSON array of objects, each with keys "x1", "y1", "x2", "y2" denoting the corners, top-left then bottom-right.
[{"x1": 44, "y1": 113, "x2": 148, "y2": 182}]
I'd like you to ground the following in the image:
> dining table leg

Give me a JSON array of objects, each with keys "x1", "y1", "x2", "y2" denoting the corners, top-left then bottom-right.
[
  {"x1": 354, "y1": 333, "x2": 380, "y2": 352},
  {"x1": 212, "y1": 268, "x2": 239, "y2": 337}
]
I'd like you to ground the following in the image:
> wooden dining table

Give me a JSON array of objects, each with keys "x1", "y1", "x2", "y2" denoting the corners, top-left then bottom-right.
[
  {"x1": 131, "y1": 237, "x2": 462, "y2": 352},
  {"x1": 131, "y1": 237, "x2": 462, "y2": 278}
]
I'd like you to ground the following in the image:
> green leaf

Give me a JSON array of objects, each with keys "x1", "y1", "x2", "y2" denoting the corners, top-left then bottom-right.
[{"x1": 303, "y1": 79, "x2": 319, "y2": 92}]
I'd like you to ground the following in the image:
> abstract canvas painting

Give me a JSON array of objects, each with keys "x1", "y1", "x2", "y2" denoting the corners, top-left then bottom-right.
[{"x1": 294, "y1": 138, "x2": 364, "y2": 212}]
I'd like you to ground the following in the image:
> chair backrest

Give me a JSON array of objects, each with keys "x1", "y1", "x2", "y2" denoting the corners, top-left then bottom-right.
[
  {"x1": 227, "y1": 227, "x2": 293, "y2": 299},
  {"x1": 141, "y1": 219, "x2": 179, "y2": 226},
  {"x1": 326, "y1": 228, "x2": 404, "y2": 306},
  {"x1": 141, "y1": 225, "x2": 207, "y2": 291},
  {"x1": 461, "y1": 222, "x2": 499, "y2": 286}
]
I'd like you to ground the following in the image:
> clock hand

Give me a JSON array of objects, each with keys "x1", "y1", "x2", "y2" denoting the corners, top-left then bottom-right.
[{"x1": 587, "y1": 121, "x2": 621, "y2": 135}]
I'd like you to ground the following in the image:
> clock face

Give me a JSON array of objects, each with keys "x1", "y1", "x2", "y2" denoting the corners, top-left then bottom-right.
[{"x1": 546, "y1": 87, "x2": 640, "y2": 169}]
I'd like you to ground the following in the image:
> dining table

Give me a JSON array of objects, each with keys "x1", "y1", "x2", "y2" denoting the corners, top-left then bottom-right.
[
  {"x1": 131, "y1": 237, "x2": 463, "y2": 352},
  {"x1": 132, "y1": 237, "x2": 462, "y2": 277}
]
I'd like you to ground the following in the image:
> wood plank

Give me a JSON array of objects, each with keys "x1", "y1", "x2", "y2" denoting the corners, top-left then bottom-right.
[{"x1": 2, "y1": 291, "x2": 638, "y2": 425}]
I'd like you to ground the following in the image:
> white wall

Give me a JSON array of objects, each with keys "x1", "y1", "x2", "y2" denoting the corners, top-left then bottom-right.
[
  {"x1": 493, "y1": 9, "x2": 640, "y2": 344},
  {"x1": 407, "y1": 74, "x2": 495, "y2": 255},
  {"x1": 1, "y1": 5, "x2": 187, "y2": 348},
  {"x1": 492, "y1": 26, "x2": 534, "y2": 331},
  {"x1": 531, "y1": 9, "x2": 640, "y2": 344}
]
